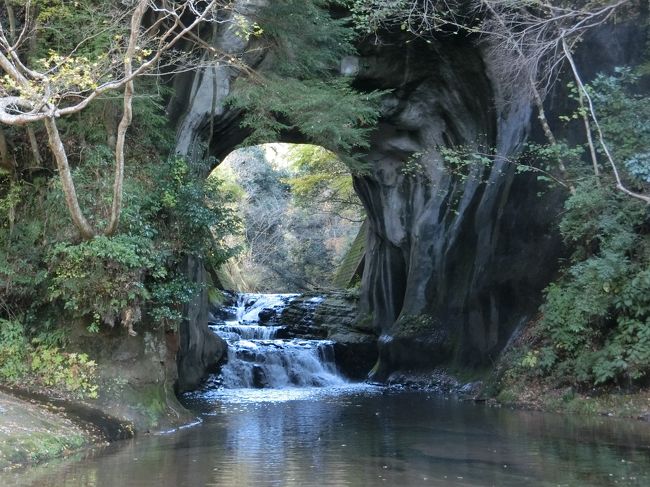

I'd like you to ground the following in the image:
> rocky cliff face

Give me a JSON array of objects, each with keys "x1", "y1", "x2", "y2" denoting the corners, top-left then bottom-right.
[
  {"x1": 352, "y1": 23, "x2": 646, "y2": 381},
  {"x1": 172, "y1": 12, "x2": 645, "y2": 386},
  {"x1": 176, "y1": 256, "x2": 226, "y2": 393},
  {"x1": 351, "y1": 36, "x2": 562, "y2": 380}
]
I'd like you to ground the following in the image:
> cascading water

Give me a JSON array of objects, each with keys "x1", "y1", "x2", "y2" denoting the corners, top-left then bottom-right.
[{"x1": 209, "y1": 293, "x2": 345, "y2": 389}]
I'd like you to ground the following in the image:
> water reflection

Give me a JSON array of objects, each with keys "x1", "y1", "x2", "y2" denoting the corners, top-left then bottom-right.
[{"x1": 3, "y1": 387, "x2": 650, "y2": 486}]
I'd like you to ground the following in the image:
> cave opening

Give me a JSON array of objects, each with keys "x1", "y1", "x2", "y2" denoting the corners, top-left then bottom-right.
[{"x1": 211, "y1": 143, "x2": 366, "y2": 293}]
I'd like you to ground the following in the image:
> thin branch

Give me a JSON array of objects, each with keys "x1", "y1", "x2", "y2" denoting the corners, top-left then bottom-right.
[{"x1": 561, "y1": 36, "x2": 649, "y2": 204}]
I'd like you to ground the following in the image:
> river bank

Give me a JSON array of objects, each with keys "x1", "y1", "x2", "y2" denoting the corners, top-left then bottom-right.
[
  {"x1": 0, "y1": 390, "x2": 104, "y2": 471},
  {"x1": 488, "y1": 380, "x2": 650, "y2": 422},
  {"x1": 376, "y1": 367, "x2": 650, "y2": 423}
]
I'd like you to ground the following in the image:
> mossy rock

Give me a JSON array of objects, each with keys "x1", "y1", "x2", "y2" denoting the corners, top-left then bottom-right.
[
  {"x1": 393, "y1": 314, "x2": 435, "y2": 337},
  {"x1": 0, "y1": 391, "x2": 95, "y2": 470},
  {"x1": 353, "y1": 313, "x2": 375, "y2": 333}
]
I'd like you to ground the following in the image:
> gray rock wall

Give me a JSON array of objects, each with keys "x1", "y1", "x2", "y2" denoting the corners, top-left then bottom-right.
[
  {"x1": 170, "y1": 3, "x2": 259, "y2": 392},
  {"x1": 176, "y1": 256, "x2": 226, "y2": 393},
  {"x1": 352, "y1": 37, "x2": 562, "y2": 379}
]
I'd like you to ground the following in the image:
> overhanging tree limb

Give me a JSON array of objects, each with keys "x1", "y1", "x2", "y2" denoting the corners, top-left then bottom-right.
[
  {"x1": 0, "y1": 0, "x2": 239, "y2": 238},
  {"x1": 561, "y1": 36, "x2": 650, "y2": 204}
]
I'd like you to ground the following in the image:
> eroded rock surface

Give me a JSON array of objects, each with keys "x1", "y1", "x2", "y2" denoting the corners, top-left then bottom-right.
[
  {"x1": 176, "y1": 256, "x2": 226, "y2": 393},
  {"x1": 352, "y1": 36, "x2": 562, "y2": 379}
]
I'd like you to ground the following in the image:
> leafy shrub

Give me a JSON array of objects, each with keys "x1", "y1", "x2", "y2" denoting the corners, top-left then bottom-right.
[
  {"x1": 539, "y1": 182, "x2": 650, "y2": 385},
  {"x1": 41, "y1": 155, "x2": 241, "y2": 334},
  {"x1": 48, "y1": 235, "x2": 159, "y2": 327},
  {"x1": 30, "y1": 347, "x2": 98, "y2": 399},
  {"x1": 535, "y1": 68, "x2": 650, "y2": 387},
  {"x1": 0, "y1": 319, "x2": 98, "y2": 399},
  {"x1": 0, "y1": 319, "x2": 29, "y2": 381}
]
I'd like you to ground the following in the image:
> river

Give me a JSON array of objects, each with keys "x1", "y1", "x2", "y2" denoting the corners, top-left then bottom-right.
[
  {"x1": 3, "y1": 294, "x2": 650, "y2": 486},
  {"x1": 3, "y1": 385, "x2": 650, "y2": 486}
]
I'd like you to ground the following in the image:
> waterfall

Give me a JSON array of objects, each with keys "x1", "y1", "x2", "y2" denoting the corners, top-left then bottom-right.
[{"x1": 209, "y1": 293, "x2": 344, "y2": 389}]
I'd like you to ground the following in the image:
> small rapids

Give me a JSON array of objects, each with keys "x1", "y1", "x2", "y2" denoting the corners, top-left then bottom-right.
[{"x1": 208, "y1": 293, "x2": 344, "y2": 389}]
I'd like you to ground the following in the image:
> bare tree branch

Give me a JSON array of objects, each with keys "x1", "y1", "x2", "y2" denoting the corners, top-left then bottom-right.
[
  {"x1": 0, "y1": 0, "x2": 252, "y2": 238},
  {"x1": 561, "y1": 36, "x2": 650, "y2": 204}
]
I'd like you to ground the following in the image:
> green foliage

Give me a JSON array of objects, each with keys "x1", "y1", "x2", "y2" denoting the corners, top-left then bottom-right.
[
  {"x1": 229, "y1": 1, "x2": 386, "y2": 170},
  {"x1": 521, "y1": 142, "x2": 586, "y2": 183},
  {"x1": 539, "y1": 182, "x2": 650, "y2": 385},
  {"x1": 0, "y1": 319, "x2": 98, "y2": 398},
  {"x1": 30, "y1": 347, "x2": 98, "y2": 399},
  {"x1": 40, "y1": 154, "x2": 240, "y2": 332},
  {"x1": 0, "y1": 319, "x2": 29, "y2": 381},
  {"x1": 439, "y1": 147, "x2": 492, "y2": 182},
  {"x1": 156, "y1": 157, "x2": 242, "y2": 265},
  {"x1": 31, "y1": 0, "x2": 123, "y2": 60},
  {"x1": 48, "y1": 235, "x2": 158, "y2": 321},
  {"x1": 625, "y1": 153, "x2": 650, "y2": 183},
  {"x1": 230, "y1": 77, "x2": 384, "y2": 169},
  {"x1": 532, "y1": 68, "x2": 650, "y2": 387},
  {"x1": 254, "y1": 0, "x2": 356, "y2": 79},
  {"x1": 343, "y1": 0, "x2": 461, "y2": 35},
  {"x1": 0, "y1": 84, "x2": 240, "y2": 339},
  {"x1": 286, "y1": 145, "x2": 363, "y2": 220},
  {"x1": 589, "y1": 68, "x2": 650, "y2": 164}
]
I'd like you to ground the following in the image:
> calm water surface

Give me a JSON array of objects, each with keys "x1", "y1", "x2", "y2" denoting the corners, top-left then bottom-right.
[{"x1": 4, "y1": 386, "x2": 650, "y2": 486}]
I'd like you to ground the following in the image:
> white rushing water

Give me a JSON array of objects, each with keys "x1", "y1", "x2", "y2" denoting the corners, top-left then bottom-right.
[{"x1": 210, "y1": 293, "x2": 345, "y2": 389}]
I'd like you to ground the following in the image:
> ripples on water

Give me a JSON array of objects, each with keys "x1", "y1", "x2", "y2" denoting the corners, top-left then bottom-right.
[{"x1": 4, "y1": 386, "x2": 650, "y2": 487}]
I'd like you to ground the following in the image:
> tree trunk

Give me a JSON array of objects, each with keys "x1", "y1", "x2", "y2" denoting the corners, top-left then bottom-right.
[
  {"x1": 43, "y1": 117, "x2": 97, "y2": 239},
  {"x1": 105, "y1": 0, "x2": 147, "y2": 236},
  {"x1": 26, "y1": 126, "x2": 43, "y2": 168},
  {"x1": 0, "y1": 128, "x2": 12, "y2": 172},
  {"x1": 4, "y1": 1, "x2": 16, "y2": 42}
]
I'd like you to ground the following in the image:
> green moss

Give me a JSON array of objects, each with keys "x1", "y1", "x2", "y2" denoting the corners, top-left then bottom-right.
[
  {"x1": 118, "y1": 383, "x2": 170, "y2": 430},
  {"x1": 332, "y1": 221, "x2": 367, "y2": 289},
  {"x1": 0, "y1": 428, "x2": 88, "y2": 470},
  {"x1": 354, "y1": 313, "x2": 374, "y2": 332},
  {"x1": 393, "y1": 314, "x2": 434, "y2": 337}
]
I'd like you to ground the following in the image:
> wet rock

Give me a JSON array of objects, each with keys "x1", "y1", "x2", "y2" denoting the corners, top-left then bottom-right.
[
  {"x1": 280, "y1": 292, "x2": 378, "y2": 380},
  {"x1": 177, "y1": 256, "x2": 227, "y2": 393},
  {"x1": 384, "y1": 369, "x2": 482, "y2": 397},
  {"x1": 353, "y1": 34, "x2": 564, "y2": 379},
  {"x1": 258, "y1": 308, "x2": 276, "y2": 324},
  {"x1": 252, "y1": 366, "x2": 268, "y2": 389}
]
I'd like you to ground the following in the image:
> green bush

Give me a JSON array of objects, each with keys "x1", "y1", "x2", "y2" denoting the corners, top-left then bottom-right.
[
  {"x1": 41, "y1": 155, "x2": 241, "y2": 333},
  {"x1": 30, "y1": 347, "x2": 98, "y2": 399},
  {"x1": 0, "y1": 319, "x2": 98, "y2": 399},
  {"x1": 535, "y1": 68, "x2": 650, "y2": 387},
  {"x1": 540, "y1": 182, "x2": 650, "y2": 385},
  {"x1": 0, "y1": 319, "x2": 29, "y2": 381}
]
